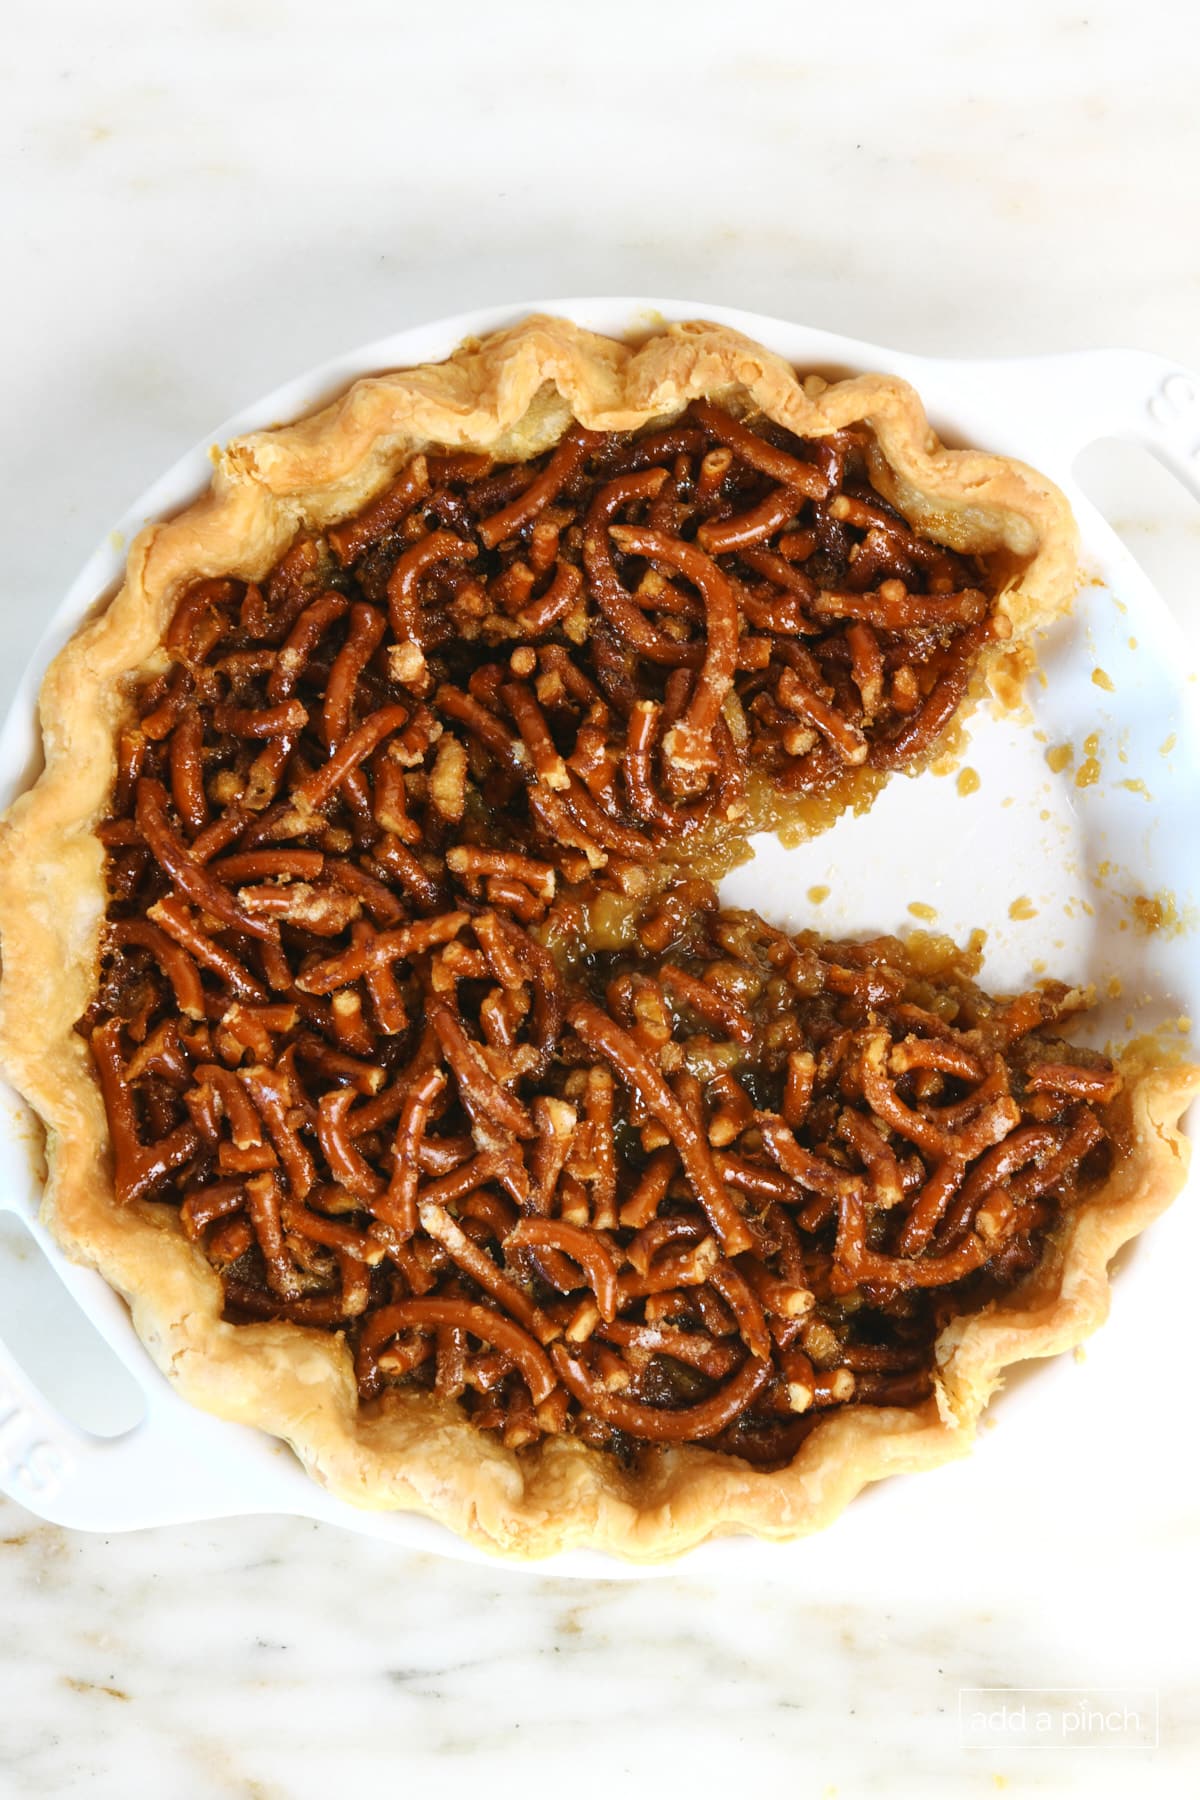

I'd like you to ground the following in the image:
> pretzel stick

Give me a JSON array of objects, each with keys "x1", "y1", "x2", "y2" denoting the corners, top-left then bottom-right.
[
  {"x1": 568, "y1": 1000, "x2": 751, "y2": 1255},
  {"x1": 507, "y1": 1218, "x2": 619, "y2": 1322},
  {"x1": 551, "y1": 1343, "x2": 772, "y2": 1442},
  {"x1": 360, "y1": 1299, "x2": 557, "y2": 1404}
]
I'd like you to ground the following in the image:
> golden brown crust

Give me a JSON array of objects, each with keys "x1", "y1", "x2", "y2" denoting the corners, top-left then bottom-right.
[{"x1": 0, "y1": 313, "x2": 1188, "y2": 1561}]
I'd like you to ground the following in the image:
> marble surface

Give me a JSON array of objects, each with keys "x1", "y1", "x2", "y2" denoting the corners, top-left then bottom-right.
[
  {"x1": 2, "y1": 1, "x2": 1199, "y2": 1794},
  {"x1": 2, "y1": 1498, "x2": 1198, "y2": 1798}
]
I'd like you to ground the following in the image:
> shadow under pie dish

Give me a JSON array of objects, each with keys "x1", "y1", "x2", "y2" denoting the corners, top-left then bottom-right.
[{"x1": 0, "y1": 314, "x2": 1195, "y2": 1560}]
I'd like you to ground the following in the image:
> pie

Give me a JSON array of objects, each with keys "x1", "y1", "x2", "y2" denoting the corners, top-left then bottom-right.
[{"x1": 0, "y1": 315, "x2": 1194, "y2": 1560}]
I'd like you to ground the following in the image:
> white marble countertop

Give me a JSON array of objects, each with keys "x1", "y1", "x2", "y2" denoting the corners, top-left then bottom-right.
[{"x1": 2, "y1": 2, "x2": 1199, "y2": 1794}]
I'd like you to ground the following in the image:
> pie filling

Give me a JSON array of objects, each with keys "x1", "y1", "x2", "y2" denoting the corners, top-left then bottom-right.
[{"x1": 80, "y1": 403, "x2": 1121, "y2": 1463}]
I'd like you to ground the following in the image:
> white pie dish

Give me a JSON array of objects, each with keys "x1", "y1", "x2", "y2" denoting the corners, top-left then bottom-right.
[{"x1": 0, "y1": 297, "x2": 1196, "y2": 1579}]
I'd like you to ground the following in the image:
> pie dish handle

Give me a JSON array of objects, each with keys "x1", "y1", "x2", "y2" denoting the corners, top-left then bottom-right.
[
  {"x1": 0, "y1": 1308, "x2": 316, "y2": 1529},
  {"x1": 0, "y1": 1189, "x2": 308, "y2": 1530},
  {"x1": 946, "y1": 346, "x2": 1200, "y2": 506}
]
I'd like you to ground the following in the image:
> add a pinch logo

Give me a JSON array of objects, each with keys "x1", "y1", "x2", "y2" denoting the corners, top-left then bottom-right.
[{"x1": 959, "y1": 1688, "x2": 1159, "y2": 1750}]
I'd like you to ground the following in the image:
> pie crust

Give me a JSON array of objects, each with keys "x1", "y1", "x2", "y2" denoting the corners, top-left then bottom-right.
[{"x1": 0, "y1": 314, "x2": 1195, "y2": 1560}]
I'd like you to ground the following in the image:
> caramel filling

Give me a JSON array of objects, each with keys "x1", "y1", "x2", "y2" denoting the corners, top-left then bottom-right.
[{"x1": 81, "y1": 404, "x2": 1117, "y2": 1463}]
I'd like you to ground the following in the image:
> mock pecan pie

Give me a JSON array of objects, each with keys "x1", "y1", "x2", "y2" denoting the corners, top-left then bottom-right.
[{"x1": 0, "y1": 317, "x2": 1194, "y2": 1559}]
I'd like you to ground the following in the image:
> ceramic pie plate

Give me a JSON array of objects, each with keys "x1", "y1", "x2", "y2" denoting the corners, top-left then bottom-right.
[{"x1": 0, "y1": 298, "x2": 1196, "y2": 1581}]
